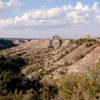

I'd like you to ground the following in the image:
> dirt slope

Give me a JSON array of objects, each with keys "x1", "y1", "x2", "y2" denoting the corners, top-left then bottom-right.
[
  {"x1": 57, "y1": 42, "x2": 97, "y2": 65},
  {"x1": 68, "y1": 46, "x2": 100, "y2": 73}
]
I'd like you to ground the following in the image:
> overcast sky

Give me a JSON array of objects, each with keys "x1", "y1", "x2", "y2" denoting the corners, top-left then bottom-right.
[{"x1": 0, "y1": 0, "x2": 100, "y2": 38}]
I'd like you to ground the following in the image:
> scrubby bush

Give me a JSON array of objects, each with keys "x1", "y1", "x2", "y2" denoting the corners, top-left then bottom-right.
[
  {"x1": 64, "y1": 61, "x2": 72, "y2": 66},
  {"x1": 40, "y1": 82, "x2": 58, "y2": 100},
  {"x1": 75, "y1": 39, "x2": 86, "y2": 46},
  {"x1": 64, "y1": 50, "x2": 69, "y2": 55},
  {"x1": 85, "y1": 43, "x2": 93, "y2": 47},
  {"x1": 84, "y1": 46, "x2": 96, "y2": 56},
  {"x1": 75, "y1": 54, "x2": 84, "y2": 61},
  {"x1": 75, "y1": 38, "x2": 99, "y2": 47},
  {"x1": 87, "y1": 39, "x2": 97, "y2": 43},
  {"x1": 0, "y1": 89, "x2": 23, "y2": 100},
  {"x1": 0, "y1": 56, "x2": 27, "y2": 73},
  {"x1": 58, "y1": 61, "x2": 100, "y2": 100}
]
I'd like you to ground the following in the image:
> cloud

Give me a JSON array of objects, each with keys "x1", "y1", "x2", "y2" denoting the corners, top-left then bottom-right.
[
  {"x1": 0, "y1": 1, "x2": 100, "y2": 37},
  {"x1": 92, "y1": 2, "x2": 100, "y2": 13},
  {"x1": 0, "y1": 0, "x2": 20, "y2": 12}
]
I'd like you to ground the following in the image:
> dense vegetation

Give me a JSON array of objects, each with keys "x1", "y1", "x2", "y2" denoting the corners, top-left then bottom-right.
[
  {"x1": 58, "y1": 61, "x2": 100, "y2": 100},
  {"x1": 0, "y1": 56, "x2": 57, "y2": 100}
]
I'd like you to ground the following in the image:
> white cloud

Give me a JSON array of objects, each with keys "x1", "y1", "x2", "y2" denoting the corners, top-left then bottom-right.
[
  {"x1": 0, "y1": 0, "x2": 20, "y2": 12},
  {"x1": 92, "y1": 2, "x2": 100, "y2": 13},
  {"x1": 75, "y1": 2, "x2": 90, "y2": 12},
  {"x1": 0, "y1": 1, "x2": 100, "y2": 37},
  {"x1": 75, "y1": 2, "x2": 83, "y2": 10}
]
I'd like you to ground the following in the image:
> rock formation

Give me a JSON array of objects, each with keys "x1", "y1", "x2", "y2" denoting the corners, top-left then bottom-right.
[{"x1": 49, "y1": 35, "x2": 62, "y2": 49}]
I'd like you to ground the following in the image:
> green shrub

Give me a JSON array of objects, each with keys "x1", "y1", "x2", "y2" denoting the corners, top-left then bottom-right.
[
  {"x1": 58, "y1": 73, "x2": 100, "y2": 100},
  {"x1": 87, "y1": 39, "x2": 97, "y2": 43},
  {"x1": 75, "y1": 38, "x2": 99, "y2": 47},
  {"x1": 13, "y1": 89, "x2": 23, "y2": 100},
  {"x1": 0, "y1": 56, "x2": 42, "y2": 99},
  {"x1": 75, "y1": 54, "x2": 84, "y2": 61},
  {"x1": 75, "y1": 39, "x2": 86, "y2": 46},
  {"x1": 0, "y1": 89, "x2": 23, "y2": 100},
  {"x1": 85, "y1": 43, "x2": 93, "y2": 47},
  {"x1": 64, "y1": 61, "x2": 72, "y2": 66},
  {"x1": 58, "y1": 61, "x2": 100, "y2": 100},
  {"x1": 40, "y1": 82, "x2": 58, "y2": 100},
  {"x1": 85, "y1": 46, "x2": 96, "y2": 56}
]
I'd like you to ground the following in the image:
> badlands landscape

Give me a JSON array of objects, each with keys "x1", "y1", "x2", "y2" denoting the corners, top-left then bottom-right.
[
  {"x1": 0, "y1": 35, "x2": 100, "y2": 80},
  {"x1": 1, "y1": 0, "x2": 100, "y2": 99},
  {"x1": 1, "y1": 35, "x2": 100, "y2": 100}
]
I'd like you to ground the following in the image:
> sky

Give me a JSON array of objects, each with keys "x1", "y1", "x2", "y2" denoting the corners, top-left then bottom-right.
[{"x1": 0, "y1": 0, "x2": 100, "y2": 38}]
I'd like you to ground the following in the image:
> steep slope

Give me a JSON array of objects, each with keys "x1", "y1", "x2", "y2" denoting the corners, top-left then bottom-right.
[
  {"x1": 57, "y1": 42, "x2": 97, "y2": 64},
  {"x1": 68, "y1": 46, "x2": 100, "y2": 73}
]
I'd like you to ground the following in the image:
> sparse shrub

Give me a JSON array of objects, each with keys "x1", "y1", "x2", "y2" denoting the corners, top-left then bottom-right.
[
  {"x1": 75, "y1": 38, "x2": 99, "y2": 47},
  {"x1": 65, "y1": 50, "x2": 69, "y2": 55},
  {"x1": 75, "y1": 54, "x2": 84, "y2": 61},
  {"x1": 87, "y1": 39, "x2": 97, "y2": 43},
  {"x1": 59, "y1": 71, "x2": 65, "y2": 74},
  {"x1": 85, "y1": 46, "x2": 96, "y2": 56},
  {"x1": 75, "y1": 39, "x2": 86, "y2": 46},
  {"x1": 85, "y1": 43, "x2": 93, "y2": 47},
  {"x1": 64, "y1": 61, "x2": 72, "y2": 66}
]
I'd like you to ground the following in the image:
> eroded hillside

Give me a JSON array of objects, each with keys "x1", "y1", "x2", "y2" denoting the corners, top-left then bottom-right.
[{"x1": 0, "y1": 35, "x2": 100, "y2": 83}]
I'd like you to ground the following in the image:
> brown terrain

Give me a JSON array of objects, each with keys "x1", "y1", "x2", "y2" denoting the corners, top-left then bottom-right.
[{"x1": 0, "y1": 35, "x2": 100, "y2": 82}]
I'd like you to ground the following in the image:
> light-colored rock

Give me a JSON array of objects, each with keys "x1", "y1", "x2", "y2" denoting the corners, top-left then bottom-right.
[{"x1": 80, "y1": 35, "x2": 90, "y2": 39}]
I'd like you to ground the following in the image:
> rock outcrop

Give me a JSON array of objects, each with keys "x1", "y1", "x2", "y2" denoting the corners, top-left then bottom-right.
[{"x1": 49, "y1": 35, "x2": 62, "y2": 49}]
